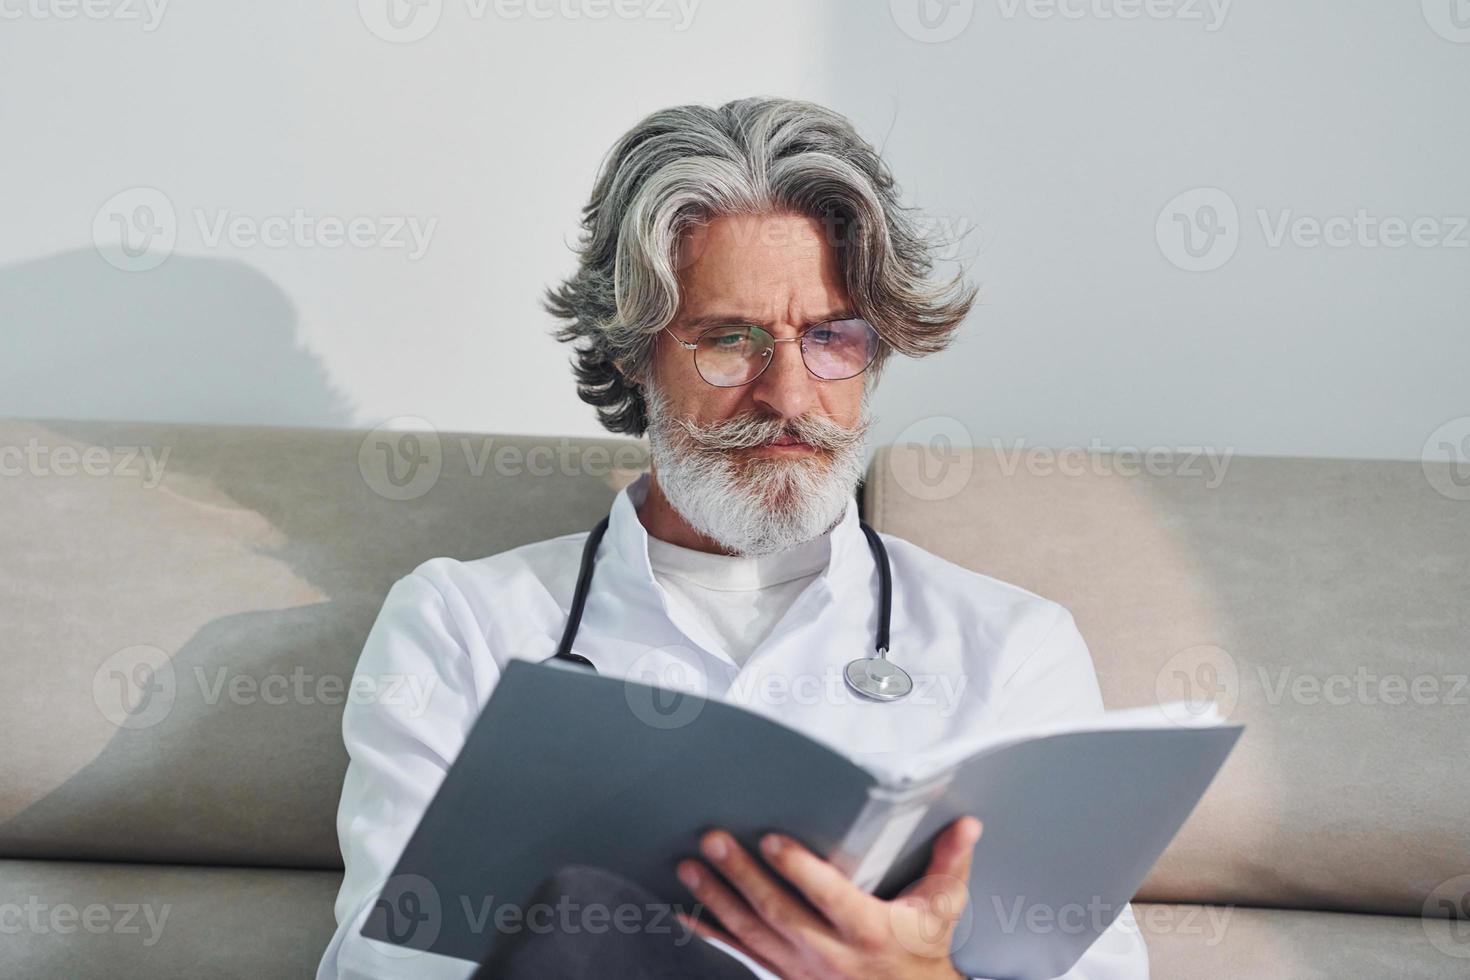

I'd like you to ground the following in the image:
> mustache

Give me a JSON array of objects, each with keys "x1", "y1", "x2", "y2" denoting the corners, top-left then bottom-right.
[{"x1": 672, "y1": 409, "x2": 870, "y2": 454}]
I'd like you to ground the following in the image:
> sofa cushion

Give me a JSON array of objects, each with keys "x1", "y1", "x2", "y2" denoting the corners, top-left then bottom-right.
[
  {"x1": 3, "y1": 864, "x2": 1462, "y2": 980},
  {"x1": 1135, "y1": 902, "x2": 1469, "y2": 979},
  {"x1": 0, "y1": 858, "x2": 341, "y2": 980}
]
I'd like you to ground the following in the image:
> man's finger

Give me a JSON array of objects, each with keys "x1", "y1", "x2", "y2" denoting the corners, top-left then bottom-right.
[
  {"x1": 930, "y1": 816, "x2": 982, "y2": 880},
  {"x1": 906, "y1": 816, "x2": 982, "y2": 904},
  {"x1": 758, "y1": 832, "x2": 885, "y2": 941},
  {"x1": 676, "y1": 857, "x2": 792, "y2": 969},
  {"x1": 697, "y1": 830, "x2": 831, "y2": 942}
]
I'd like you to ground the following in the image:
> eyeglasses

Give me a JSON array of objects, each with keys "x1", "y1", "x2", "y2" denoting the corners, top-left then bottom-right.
[{"x1": 663, "y1": 317, "x2": 881, "y2": 388}]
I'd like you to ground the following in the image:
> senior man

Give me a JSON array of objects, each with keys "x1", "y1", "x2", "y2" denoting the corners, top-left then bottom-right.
[{"x1": 317, "y1": 96, "x2": 1150, "y2": 979}]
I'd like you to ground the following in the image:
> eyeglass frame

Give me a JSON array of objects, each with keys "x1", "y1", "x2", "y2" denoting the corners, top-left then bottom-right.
[{"x1": 660, "y1": 315, "x2": 882, "y2": 388}]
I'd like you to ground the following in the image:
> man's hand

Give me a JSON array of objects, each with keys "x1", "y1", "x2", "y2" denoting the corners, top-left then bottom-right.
[{"x1": 675, "y1": 815, "x2": 981, "y2": 979}]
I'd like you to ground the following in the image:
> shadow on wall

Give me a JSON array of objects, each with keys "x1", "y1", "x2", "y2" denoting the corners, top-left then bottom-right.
[
  {"x1": 0, "y1": 247, "x2": 355, "y2": 427},
  {"x1": 0, "y1": 247, "x2": 368, "y2": 869}
]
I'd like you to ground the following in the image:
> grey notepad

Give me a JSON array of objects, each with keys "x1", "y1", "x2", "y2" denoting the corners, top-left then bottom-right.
[{"x1": 362, "y1": 658, "x2": 1241, "y2": 979}]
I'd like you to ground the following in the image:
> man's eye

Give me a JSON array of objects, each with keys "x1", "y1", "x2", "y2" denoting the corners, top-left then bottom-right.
[
  {"x1": 710, "y1": 332, "x2": 748, "y2": 348},
  {"x1": 809, "y1": 328, "x2": 837, "y2": 343}
]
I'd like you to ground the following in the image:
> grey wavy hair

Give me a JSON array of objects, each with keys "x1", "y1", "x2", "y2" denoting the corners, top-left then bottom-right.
[{"x1": 544, "y1": 96, "x2": 977, "y2": 436}]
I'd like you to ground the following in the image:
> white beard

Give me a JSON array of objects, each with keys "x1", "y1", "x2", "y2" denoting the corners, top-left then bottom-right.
[{"x1": 643, "y1": 384, "x2": 871, "y2": 557}]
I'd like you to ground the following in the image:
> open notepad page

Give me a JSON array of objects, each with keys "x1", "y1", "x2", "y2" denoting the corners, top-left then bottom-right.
[
  {"x1": 839, "y1": 706, "x2": 1243, "y2": 979},
  {"x1": 856, "y1": 700, "x2": 1228, "y2": 789}
]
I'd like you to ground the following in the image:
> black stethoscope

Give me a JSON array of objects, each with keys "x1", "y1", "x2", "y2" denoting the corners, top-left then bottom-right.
[{"x1": 549, "y1": 513, "x2": 914, "y2": 702}]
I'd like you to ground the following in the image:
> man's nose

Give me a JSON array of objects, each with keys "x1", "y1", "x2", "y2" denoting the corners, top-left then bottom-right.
[{"x1": 749, "y1": 338, "x2": 819, "y2": 420}]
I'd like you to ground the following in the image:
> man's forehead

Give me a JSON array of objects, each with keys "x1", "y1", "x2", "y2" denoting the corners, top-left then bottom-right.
[
  {"x1": 674, "y1": 221, "x2": 852, "y2": 329},
  {"x1": 675, "y1": 213, "x2": 840, "y2": 278}
]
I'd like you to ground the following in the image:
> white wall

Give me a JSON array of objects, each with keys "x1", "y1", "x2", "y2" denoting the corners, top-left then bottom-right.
[{"x1": 2, "y1": 0, "x2": 1466, "y2": 462}]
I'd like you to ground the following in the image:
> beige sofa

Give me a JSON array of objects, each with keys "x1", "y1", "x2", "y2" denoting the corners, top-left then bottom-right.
[{"x1": 3, "y1": 417, "x2": 1467, "y2": 978}]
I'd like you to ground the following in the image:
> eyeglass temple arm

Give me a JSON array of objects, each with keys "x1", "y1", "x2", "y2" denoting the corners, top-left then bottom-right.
[{"x1": 661, "y1": 327, "x2": 698, "y2": 350}]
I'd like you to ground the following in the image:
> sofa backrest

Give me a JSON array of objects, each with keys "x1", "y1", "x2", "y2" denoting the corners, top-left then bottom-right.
[
  {"x1": 4, "y1": 418, "x2": 1466, "y2": 926},
  {"x1": 868, "y1": 443, "x2": 1470, "y2": 920},
  {"x1": 0, "y1": 417, "x2": 648, "y2": 869}
]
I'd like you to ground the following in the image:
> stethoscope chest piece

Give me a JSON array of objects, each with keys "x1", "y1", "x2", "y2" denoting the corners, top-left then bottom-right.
[{"x1": 843, "y1": 651, "x2": 913, "y2": 702}]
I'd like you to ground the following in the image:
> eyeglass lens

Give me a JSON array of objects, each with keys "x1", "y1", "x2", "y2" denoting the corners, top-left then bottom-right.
[{"x1": 693, "y1": 319, "x2": 879, "y2": 387}]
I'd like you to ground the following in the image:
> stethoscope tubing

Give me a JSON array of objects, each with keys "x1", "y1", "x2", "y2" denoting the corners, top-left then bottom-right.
[{"x1": 549, "y1": 508, "x2": 904, "y2": 700}]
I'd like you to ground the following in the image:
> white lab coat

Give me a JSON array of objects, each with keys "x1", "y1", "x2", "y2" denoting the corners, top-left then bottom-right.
[{"x1": 317, "y1": 472, "x2": 1150, "y2": 980}]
